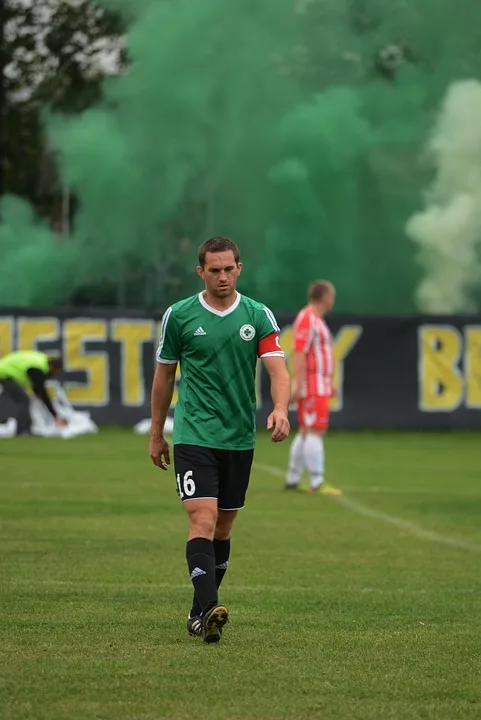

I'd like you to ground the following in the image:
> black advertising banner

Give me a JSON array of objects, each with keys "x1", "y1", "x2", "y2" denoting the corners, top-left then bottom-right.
[{"x1": 0, "y1": 308, "x2": 480, "y2": 428}]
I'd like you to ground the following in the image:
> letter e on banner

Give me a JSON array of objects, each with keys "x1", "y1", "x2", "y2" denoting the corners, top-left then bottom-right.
[
  {"x1": 17, "y1": 318, "x2": 60, "y2": 351},
  {"x1": 111, "y1": 320, "x2": 154, "y2": 406},
  {"x1": 0, "y1": 318, "x2": 14, "y2": 356},
  {"x1": 63, "y1": 320, "x2": 108, "y2": 405}
]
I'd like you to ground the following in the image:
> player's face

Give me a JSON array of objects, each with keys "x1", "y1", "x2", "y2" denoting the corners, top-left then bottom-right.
[
  {"x1": 324, "y1": 289, "x2": 336, "y2": 313},
  {"x1": 197, "y1": 251, "x2": 242, "y2": 298}
]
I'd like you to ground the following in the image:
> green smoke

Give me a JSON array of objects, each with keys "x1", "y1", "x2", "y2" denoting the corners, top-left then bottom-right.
[
  {"x1": 0, "y1": 195, "x2": 74, "y2": 306},
  {"x1": 2, "y1": 0, "x2": 481, "y2": 311}
]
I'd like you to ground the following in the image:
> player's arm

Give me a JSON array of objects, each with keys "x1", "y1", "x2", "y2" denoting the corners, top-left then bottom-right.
[
  {"x1": 262, "y1": 355, "x2": 290, "y2": 442},
  {"x1": 263, "y1": 355, "x2": 290, "y2": 413},
  {"x1": 257, "y1": 310, "x2": 290, "y2": 443},
  {"x1": 150, "y1": 307, "x2": 180, "y2": 470},
  {"x1": 26, "y1": 369, "x2": 66, "y2": 429},
  {"x1": 151, "y1": 362, "x2": 177, "y2": 438},
  {"x1": 27, "y1": 369, "x2": 57, "y2": 418}
]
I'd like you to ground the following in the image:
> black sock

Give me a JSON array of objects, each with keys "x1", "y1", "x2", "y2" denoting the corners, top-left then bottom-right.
[
  {"x1": 213, "y1": 538, "x2": 231, "y2": 589},
  {"x1": 186, "y1": 538, "x2": 217, "y2": 616},
  {"x1": 190, "y1": 538, "x2": 231, "y2": 616}
]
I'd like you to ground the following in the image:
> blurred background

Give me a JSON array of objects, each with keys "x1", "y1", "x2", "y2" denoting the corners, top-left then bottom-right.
[
  {"x1": 1, "y1": 0, "x2": 481, "y2": 429},
  {"x1": 2, "y1": 0, "x2": 481, "y2": 314}
]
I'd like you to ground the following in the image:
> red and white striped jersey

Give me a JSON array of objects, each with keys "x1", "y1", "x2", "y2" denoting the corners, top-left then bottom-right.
[{"x1": 293, "y1": 306, "x2": 334, "y2": 398}]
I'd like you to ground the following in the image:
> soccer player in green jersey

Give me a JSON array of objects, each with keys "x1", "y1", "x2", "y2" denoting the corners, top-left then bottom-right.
[{"x1": 150, "y1": 237, "x2": 291, "y2": 643}]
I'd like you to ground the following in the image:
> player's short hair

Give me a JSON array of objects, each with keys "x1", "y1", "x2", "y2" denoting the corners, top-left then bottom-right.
[
  {"x1": 198, "y1": 237, "x2": 240, "y2": 267},
  {"x1": 308, "y1": 280, "x2": 334, "y2": 302},
  {"x1": 48, "y1": 356, "x2": 64, "y2": 372}
]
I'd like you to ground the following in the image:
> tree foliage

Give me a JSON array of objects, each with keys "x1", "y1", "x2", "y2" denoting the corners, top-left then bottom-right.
[{"x1": 3, "y1": 0, "x2": 124, "y2": 200}]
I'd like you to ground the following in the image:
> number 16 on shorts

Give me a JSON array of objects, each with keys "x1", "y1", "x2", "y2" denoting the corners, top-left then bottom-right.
[{"x1": 176, "y1": 470, "x2": 196, "y2": 499}]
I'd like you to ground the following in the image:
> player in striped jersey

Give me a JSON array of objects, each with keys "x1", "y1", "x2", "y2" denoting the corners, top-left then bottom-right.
[{"x1": 285, "y1": 280, "x2": 342, "y2": 496}]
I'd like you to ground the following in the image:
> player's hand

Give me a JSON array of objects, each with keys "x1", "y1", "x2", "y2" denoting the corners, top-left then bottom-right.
[
  {"x1": 330, "y1": 387, "x2": 338, "y2": 398},
  {"x1": 150, "y1": 433, "x2": 171, "y2": 470},
  {"x1": 267, "y1": 407, "x2": 290, "y2": 443},
  {"x1": 54, "y1": 417, "x2": 67, "y2": 428}
]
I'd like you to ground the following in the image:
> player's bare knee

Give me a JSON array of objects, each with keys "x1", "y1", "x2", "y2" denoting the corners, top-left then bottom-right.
[
  {"x1": 215, "y1": 510, "x2": 238, "y2": 540},
  {"x1": 185, "y1": 501, "x2": 217, "y2": 539},
  {"x1": 188, "y1": 513, "x2": 216, "y2": 540}
]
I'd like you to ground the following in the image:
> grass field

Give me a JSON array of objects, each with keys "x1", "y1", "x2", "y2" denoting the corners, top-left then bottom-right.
[{"x1": 1, "y1": 430, "x2": 481, "y2": 720}]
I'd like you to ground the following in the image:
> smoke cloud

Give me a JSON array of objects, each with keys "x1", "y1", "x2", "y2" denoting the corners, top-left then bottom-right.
[
  {"x1": 406, "y1": 80, "x2": 481, "y2": 313},
  {"x1": 0, "y1": 195, "x2": 73, "y2": 306},
  {"x1": 1, "y1": 1, "x2": 481, "y2": 312}
]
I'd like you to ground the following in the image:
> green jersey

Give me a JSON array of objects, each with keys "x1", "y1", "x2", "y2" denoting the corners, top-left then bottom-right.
[{"x1": 156, "y1": 292, "x2": 284, "y2": 450}]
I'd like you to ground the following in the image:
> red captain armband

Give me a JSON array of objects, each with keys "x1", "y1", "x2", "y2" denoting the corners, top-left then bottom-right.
[{"x1": 257, "y1": 333, "x2": 283, "y2": 358}]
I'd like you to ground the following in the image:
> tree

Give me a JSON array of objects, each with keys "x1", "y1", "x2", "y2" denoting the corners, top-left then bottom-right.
[{"x1": 2, "y1": 0, "x2": 125, "y2": 202}]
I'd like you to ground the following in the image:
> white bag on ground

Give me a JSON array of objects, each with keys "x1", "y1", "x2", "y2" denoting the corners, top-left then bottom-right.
[
  {"x1": 0, "y1": 417, "x2": 17, "y2": 438},
  {"x1": 30, "y1": 382, "x2": 98, "y2": 439}
]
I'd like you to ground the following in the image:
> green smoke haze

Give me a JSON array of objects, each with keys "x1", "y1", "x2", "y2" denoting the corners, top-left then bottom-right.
[{"x1": 2, "y1": 0, "x2": 481, "y2": 312}]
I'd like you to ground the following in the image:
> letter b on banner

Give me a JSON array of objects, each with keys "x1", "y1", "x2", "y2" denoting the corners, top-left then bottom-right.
[
  {"x1": 418, "y1": 325, "x2": 481, "y2": 411},
  {"x1": 419, "y1": 326, "x2": 463, "y2": 411}
]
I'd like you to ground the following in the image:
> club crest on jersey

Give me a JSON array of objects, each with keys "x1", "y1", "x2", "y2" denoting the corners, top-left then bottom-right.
[{"x1": 240, "y1": 324, "x2": 256, "y2": 341}]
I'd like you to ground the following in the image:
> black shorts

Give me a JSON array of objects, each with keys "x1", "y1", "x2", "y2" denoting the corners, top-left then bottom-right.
[{"x1": 173, "y1": 444, "x2": 254, "y2": 510}]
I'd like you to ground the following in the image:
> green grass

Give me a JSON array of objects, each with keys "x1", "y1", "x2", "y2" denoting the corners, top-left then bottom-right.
[{"x1": 1, "y1": 430, "x2": 481, "y2": 720}]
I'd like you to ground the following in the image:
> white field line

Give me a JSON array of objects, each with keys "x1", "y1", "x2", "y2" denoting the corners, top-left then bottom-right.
[
  {"x1": 254, "y1": 463, "x2": 481, "y2": 554},
  {"x1": 253, "y1": 462, "x2": 480, "y2": 497}
]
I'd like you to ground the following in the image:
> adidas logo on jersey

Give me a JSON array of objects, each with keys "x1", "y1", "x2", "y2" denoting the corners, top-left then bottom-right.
[{"x1": 193, "y1": 327, "x2": 207, "y2": 336}]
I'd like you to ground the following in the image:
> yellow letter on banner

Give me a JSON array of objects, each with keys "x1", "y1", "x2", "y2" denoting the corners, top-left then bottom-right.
[
  {"x1": 111, "y1": 320, "x2": 154, "y2": 406},
  {"x1": 0, "y1": 318, "x2": 14, "y2": 356},
  {"x1": 330, "y1": 326, "x2": 363, "y2": 411},
  {"x1": 465, "y1": 326, "x2": 481, "y2": 409},
  {"x1": 63, "y1": 320, "x2": 108, "y2": 405},
  {"x1": 418, "y1": 326, "x2": 463, "y2": 411},
  {"x1": 17, "y1": 318, "x2": 60, "y2": 350}
]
